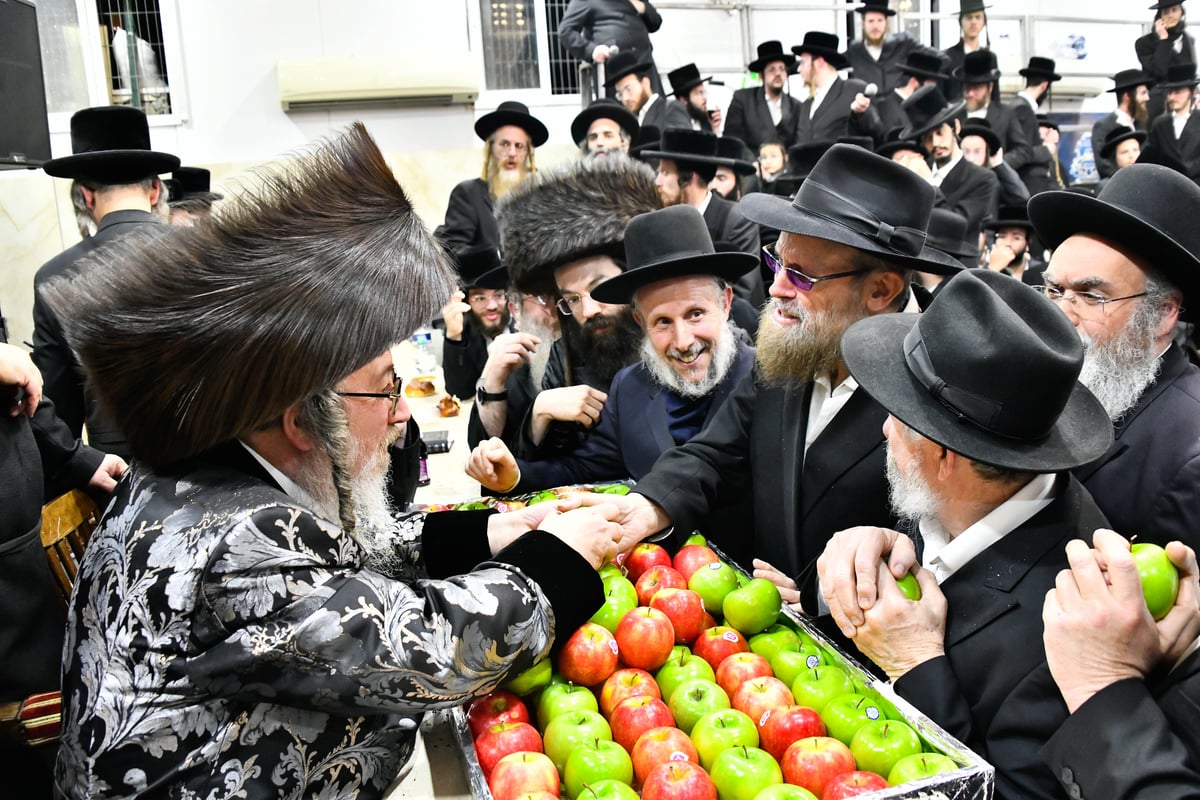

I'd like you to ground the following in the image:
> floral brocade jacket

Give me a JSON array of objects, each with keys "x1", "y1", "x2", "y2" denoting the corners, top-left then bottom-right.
[{"x1": 56, "y1": 444, "x2": 602, "y2": 799}]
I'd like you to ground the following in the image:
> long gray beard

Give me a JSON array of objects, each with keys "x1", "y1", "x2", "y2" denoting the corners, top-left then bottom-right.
[
  {"x1": 638, "y1": 321, "x2": 739, "y2": 400},
  {"x1": 886, "y1": 442, "x2": 943, "y2": 528},
  {"x1": 1077, "y1": 301, "x2": 1163, "y2": 422},
  {"x1": 516, "y1": 309, "x2": 558, "y2": 389},
  {"x1": 754, "y1": 298, "x2": 861, "y2": 388}
]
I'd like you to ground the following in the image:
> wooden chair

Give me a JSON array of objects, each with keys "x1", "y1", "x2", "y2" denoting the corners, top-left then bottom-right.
[{"x1": 39, "y1": 489, "x2": 100, "y2": 609}]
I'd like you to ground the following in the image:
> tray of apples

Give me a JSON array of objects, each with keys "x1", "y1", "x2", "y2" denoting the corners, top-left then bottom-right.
[
  {"x1": 422, "y1": 482, "x2": 633, "y2": 513},
  {"x1": 453, "y1": 535, "x2": 994, "y2": 800}
]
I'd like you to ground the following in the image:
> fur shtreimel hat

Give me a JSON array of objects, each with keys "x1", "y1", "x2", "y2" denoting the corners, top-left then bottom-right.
[
  {"x1": 497, "y1": 156, "x2": 659, "y2": 295},
  {"x1": 41, "y1": 123, "x2": 456, "y2": 469}
]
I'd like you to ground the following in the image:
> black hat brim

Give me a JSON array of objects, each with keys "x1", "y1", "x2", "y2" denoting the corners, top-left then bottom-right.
[
  {"x1": 1029, "y1": 189, "x2": 1200, "y2": 304},
  {"x1": 591, "y1": 252, "x2": 759, "y2": 304},
  {"x1": 1157, "y1": 77, "x2": 1200, "y2": 90},
  {"x1": 643, "y1": 150, "x2": 731, "y2": 168},
  {"x1": 855, "y1": 5, "x2": 897, "y2": 14},
  {"x1": 953, "y1": 67, "x2": 1000, "y2": 84},
  {"x1": 898, "y1": 65, "x2": 950, "y2": 81},
  {"x1": 791, "y1": 46, "x2": 850, "y2": 71},
  {"x1": 876, "y1": 139, "x2": 928, "y2": 160},
  {"x1": 899, "y1": 99, "x2": 966, "y2": 140},
  {"x1": 983, "y1": 217, "x2": 1034, "y2": 231},
  {"x1": 1019, "y1": 68, "x2": 1062, "y2": 82},
  {"x1": 748, "y1": 53, "x2": 798, "y2": 73},
  {"x1": 571, "y1": 105, "x2": 640, "y2": 145},
  {"x1": 43, "y1": 150, "x2": 181, "y2": 182},
  {"x1": 842, "y1": 314, "x2": 1112, "y2": 471},
  {"x1": 740, "y1": 192, "x2": 964, "y2": 275},
  {"x1": 1099, "y1": 130, "x2": 1147, "y2": 159},
  {"x1": 465, "y1": 264, "x2": 510, "y2": 291},
  {"x1": 605, "y1": 60, "x2": 653, "y2": 86},
  {"x1": 475, "y1": 110, "x2": 550, "y2": 147}
]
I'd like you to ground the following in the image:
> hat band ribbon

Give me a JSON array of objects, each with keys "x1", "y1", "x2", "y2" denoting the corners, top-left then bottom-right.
[
  {"x1": 903, "y1": 324, "x2": 1019, "y2": 438},
  {"x1": 799, "y1": 179, "x2": 928, "y2": 257}
]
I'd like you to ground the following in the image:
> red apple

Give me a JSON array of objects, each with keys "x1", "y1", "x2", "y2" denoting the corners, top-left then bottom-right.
[
  {"x1": 474, "y1": 721, "x2": 543, "y2": 778},
  {"x1": 822, "y1": 770, "x2": 890, "y2": 799},
  {"x1": 615, "y1": 607, "x2": 676, "y2": 672},
  {"x1": 559, "y1": 622, "x2": 620, "y2": 686},
  {"x1": 626, "y1": 542, "x2": 673, "y2": 583},
  {"x1": 599, "y1": 668, "x2": 661, "y2": 718},
  {"x1": 641, "y1": 761, "x2": 718, "y2": 800},
  {"x1": 692, "y1": 625, "x2": 751, "y2": 671},
  {"x1": 780, "y1": 736, "x2": 856, "y2": 798},
  {"x1": 467, "y1": 689, "x2": 531, "y2": 739},
  {"x1": 488, "y1": 751, "x2": 560, "y2": 800},
  {"x1": 609, "y1": 695, "x2": 676, "y2": 753},
  {"x1": 716, "y1": 652, "x2": 773, "y2": 698},
  {"x1": 673, "y1": 544, "x2": 720, "y2": 583},
  {"x1": 650, "y1": 588, "x2": 707, "y2": 645},
  {"x1": 758, "y1": 704, "x2": 826, "y2": 762},
  {"x1": 631, "y1": 725, "x2": 700, "y2": 787},
  {"x1": 732, "y1": 675, "x2": 794, "y2": 727},
  {"x1": 637, "y1": 565, "x2": 689, "y2": 606}
]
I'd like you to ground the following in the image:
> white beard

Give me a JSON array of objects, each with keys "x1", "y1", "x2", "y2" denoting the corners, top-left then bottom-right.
[
  {"x1": 1077, "y1": 301, "x2": 1163, "y2": 422},
  {"x1": 885, "y1": 441, "x2": 943, "y2": 528},
  {"x1": 638, "y1": 321, "x2": 739, "y2": 400}
]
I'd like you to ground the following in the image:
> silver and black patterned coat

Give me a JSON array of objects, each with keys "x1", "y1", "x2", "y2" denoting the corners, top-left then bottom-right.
[{"x1": 56, "y1": 442, "x2": 602, "y2": 799}]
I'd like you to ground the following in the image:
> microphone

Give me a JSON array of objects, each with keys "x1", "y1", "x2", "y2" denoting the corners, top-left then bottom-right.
[{"x1": 863, "y1": 82, "x2": 878, "y2": 98}]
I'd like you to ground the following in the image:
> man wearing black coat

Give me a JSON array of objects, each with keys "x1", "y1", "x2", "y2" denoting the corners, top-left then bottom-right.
[
  {"x1": 1092, "y1": 69, "x2": 1153, "y2": 179},
  {"x1": 791, "y1": 33, "x2": 882, "y2": 146},
  {"x1": 1029, "y1": 163, "x2": 1200, "y2": 554},
  {"x1": 956, "y1": 50, "x2": 1033, "y2": 170},
  {"x1": 558, "y1": 0, "x2": 664, "y2": 95},
  {"x1": 940, "y1": 0, "x2": 990, "y2": 101},
  {"x1": 1136, "y1": 0, "x2": 1195, "y2": 121},
  {"x1": 1147, "y1": 63, "x2": 1200, "y2": 183},
  {"x1": 441, "y1": 245, "x2": 516, "y2": 400},
  {"x1": 1009, "y1": 57, "x2": 1063, "y2": 195},
  {"x1": 844, "y1": 0, "x2": 932, "y2": 95},
  {"x1": 604, "y1": 50, "x2": 690, "y2": 133},
  {"x1": 866, "y1": 51, "x2": 949, "y2": 147},
  {"x1": 724, "y1": 41, "x2": 802, "y2": 153}
]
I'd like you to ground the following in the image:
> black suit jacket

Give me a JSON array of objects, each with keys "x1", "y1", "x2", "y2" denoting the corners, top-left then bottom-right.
[
  {"x1": 1075, "y1": 344, "x2": 1200, "y2": 552},
  {"x1": 702, "y1": 192, "x2": 764, "y2": 306},
  {"x1": 724, "y1": 86, "x2": 802, "y2": 152},
  {"x1": 558, "y1": 0, "x2": 662, "y2": 63},
  {"x1": 1136, "y1": 26, "x2": 1196, "y2": 120},
  {"x1": 1006, "y1": 98, "x2": 1060, "y2": 194},
  {"x1": 634, "y1": 373, "x2": 897, "y2": 608},
  {"x1": 1092, "y1": 112, "x2": 1146, "y2": 179},
  {"x1": 935, "y1": 156, "x2": 999, "y2": 237},
  {"x1": 642, "y1": 94, "x2": 692, "y2": 133},
  {"x1": 845, "y1": 33, "x2": 926, "y2": 94},
  {"x1": 1041, "y1": 648, "x2": 1200, "y2": 800},
  {"x1": 940, "y1": 40, "x2": 983, "y2": 101},
  {"x1": 436, "y1": 178, "x2": 498, "y2": 252},
  {"x1": 1148, "y1": 112, "x2": 1200, "y2": 183},
  {"x1": 794, "y1": 78, "x2": 879, "y2": 146},
  {"x1": 894, "y1": 475, "x2": 1109, "y2": 799},
  {"x1": 443, "y1": 315, "x2": 515, "y2": 400},
  {"x1": 975, "y1": 101, "x2": 1032, "y2": 167}
]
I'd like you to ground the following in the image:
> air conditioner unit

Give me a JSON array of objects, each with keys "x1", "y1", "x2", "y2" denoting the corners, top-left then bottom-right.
[{"x1": 278, "y1": 55, "x2": 478, "y2": 111}]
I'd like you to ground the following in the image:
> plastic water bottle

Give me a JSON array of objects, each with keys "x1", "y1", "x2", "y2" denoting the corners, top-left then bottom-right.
[{"x1": 412, "y1": 327, "x2": 436, "y2": 379}]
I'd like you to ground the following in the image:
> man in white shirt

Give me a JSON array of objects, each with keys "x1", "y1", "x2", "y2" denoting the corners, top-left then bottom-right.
[
  {"x1": 817, "y1": 268, "x2": 1113, "y2": 799},
  {"x1": 1146, "y1": 63, "x2": 1200, "y2": 182}
]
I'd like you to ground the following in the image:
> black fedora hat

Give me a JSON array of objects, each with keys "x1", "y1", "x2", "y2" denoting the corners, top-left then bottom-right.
[
  {"x1": 1036, "y1": 114, "x2": 1060, "y2": 132},
  {"x1": 842, "y1": 269, "x2": 1111, "y2": 471},
  {"x1": 716, "y1": 136, "x2": 758, "y2": 175},
  {"x1": 475, "y1": 101, "x2": 549, "y2": 147},
  {"x1": 571, "y1": 98, "x2": 639, "y2": 146},
  {"x1": 926, "y1": 208, "x2": 980, "y2": 263},
  {"x1": 740, "y1": 143, "x2": 964, "y2": 275},
  {"x1": 958, "y1": 0, "x2": 992, "y2": 13},
  {"x1": 644, "y1": 129, "x2": 726, "y2": 167},
  {"x1": 898, "y1": 51, "x2": 950, "y2": 82},
  {"x1": 984, "y1": 204, "x2": 1034, "y2": 231},
  {"x1": 1150, "y1": 0, "x2": 1188, "y2": 8},
  {"x1": 1019, "y1": 56, "x2": 1062, "y2": 82},
  {"x1": 1158, "y1": 63, "x2": 1199, "y2": 90},
  {"x1": 959, "y1": 120, "x2": 1001, "y2": 156},
  {"x1": 856, "y1": 0, "x2": 896, "y2": 16},
  {"x1": 792, "y1": 32, "x2": 850, "y2": 70},
  {"x1": 787, "y1": 141, "x2": 835, "y2": 179},
  {"x1": 43, "y1": 106, "x2": 180, "y2": 183},
  {"x1": 1108, "y1": 68, "x2": 1155, "y2": 93},
  {"x1": 604, "y1": 49, "x2": 653, "y2": 86},
  {"x1": 668, "y1": 63, "x2": 719, "y2": 96},
  {"x1": 454, "y1": 244, "x2": 509, "y2": 291},
  {"x1": 876, "y1": 127, "x2": 927, "y2": 160},
  {"x1": 954, "y1": 49, "x2": 1001, "y2": 84},
  {"x1": 630, "y1": 125, "x2": 661, "y2": 163},
  {"x1": 748, "y1": 40, "x2": 797, "y2": 74},
  {"x1": 899, "y1": 85, "x2": 965, "y2": 140},
  {"x1": 1099, "y1": 126, "x2": 1146, "y2": 160},
  {"x1": 1029, "y1": 163, "x2": 1200, "y2": 305},
  {"x1": 591, "y1": 206, "x2": 758, "y2": 304},
  {"x1": 166, "y1": 167, "x2": 224, "y2": 204}
]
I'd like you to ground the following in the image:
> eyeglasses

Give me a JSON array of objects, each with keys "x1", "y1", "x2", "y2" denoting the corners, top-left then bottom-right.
[
  {"x1": 556, "y1": 292, "x2": 595, "y2": 316},
  {"x1": 468, "y1": 290, "x2": 506, "y2": 306},
  {"x1": 337, "y1": 376, "x2": 403, "y2": 415},
  {"x1": 762, "y1": 245, "x2": 868, "y2": 291},
  {"x1": 614, "y1": 83, "x2": 641, "y2": 100},
  {"x1": 1033, "y1": 285, "x2": 1147, "y2": 314}
]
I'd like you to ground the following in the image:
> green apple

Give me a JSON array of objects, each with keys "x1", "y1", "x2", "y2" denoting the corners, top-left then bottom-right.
[
  {"x1": 502, "y1": 657, "x2": 553, "y2": 697},
  {"x1": 670, "y1": 644, "x2": 692, "y2": 661},
  {"x1": 709, "y1": 745, "x2": 783, "y2": 800},
  {"x1": 564, "y1": 738, "x2": 634, "y2": 799},
  {"x1": 689, "y1": 561, "x2": 741, "y2": 614},
  {"x1": 790, "y1": 667, "x2": 854, "y2": 714},
  {"x1": 748, "y1": 624, "x2": 802, "y2": 663},
  {"x1": 656, "y1": 652, "x2": 716, "y2": 702},
  {"x1": 849, "y1": 718, "x2": 923, "y2": 778},
  {"x1": 690, "y1": 708, "x2": 759, "y2": 771},
  {"x1": 769, "y1": 648, "x2": 823, "y2": 690},
  {"x1": 752, "y1": 785, "x2": 819, "y2": 800},
  {"x1": 819, "y1": 693, "x2": 884, "y2": 745},
  {"x1": 684, "y1": 533, "x2": 708, "y2": 546},
  {"x1": 599, "y1": 562, "x2": 626, "y2": 581},
  {"x1": 591, "y1": 576, "x2": 639, "y2": 634},
  {"x1": 887, "y1": 752, "x2": 959, "y2": 785},
  {"x1": 1132, "y1": 542, "x2": 1182, "y2": 620},
  {"x1": 735, "y1": 570, "x2": 751, "y2": 588},
  {"x1": 578, "y1": 778, "x2": 640, "y2": 800},
  {"x1": 668, "y1": 677, "x2": 731, "y2": 735},
  {"x1": 537, "y1": 681, "x2": 600, "y2": 730},
  {"x1": 543, "y1": 709, "x2": 612, "y2": 773},
  {"x1": 895, "y1": 572, "x2": 922, "y2": 601}
]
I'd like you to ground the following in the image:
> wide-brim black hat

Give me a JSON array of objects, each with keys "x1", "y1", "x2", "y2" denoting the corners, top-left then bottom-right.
[
  {"x1": 716, "y1": 136, "x2": 758, "y2": 175},
  {"x1": 748, "y1": 40, "x2": 798, "y2": 74},
  {"x1": 43, "y1": 106, "x2": 180, "y2": 183},
  {"x1": 959, "y1": 121, "x2": 1001, "y2": 155},
  {"x1": 843, "y1": 269, "x2": 1112, "y2": 471},
  {"x1": 1019, "y1": 56, "x2": 1061, "y2": 82},
  {"x1": 644, "y1": 128, "x2": 728, "y2": 167},
  {"x1": 1150, "y1": 0, "x2": 1187, "y2": 8},
  {"x1": 787, "y1": 141, "x2": 835, "y2": 179},
  {"x1": 792, "y1": 32, "x2": 850, "y2": 70},
  {"x1": 1108, "y1": 68, "x2": 1155, "y2": 93},
  {"x1": 855, "y1": 0, "x2": 897, "y2": 16},
  {"x1": 630, "y1": 125, "x2": 662, "y2": 162},
  {"x1": 591, "y1": 206, "x2": 758, "y2": 304},
  {"x1": 1029, "y1": 163, "x2": 1200, "y2": 306},
  {"x1": 167, "y1": 166, "x2": 224, "y2": 204},
  {"x1": 740, "y1": 143, "x2": 964, "y2": 275},
  {"x1": 1099, "y1": 127, "x2": 1146, "y2": 160},
  {"x1": 454, "y1": 244, "x2": 508, "y2": 290},
  {"x1": 899, "y1": 85, "x2": 966, "y2": 140},
  {"x1": 898, "y1": 51, "x2": 950, "y2": 81},
  {"x1": 926, "y1": 208, "x2": 980, "y2": 261},
  {"x1": 984, "y1": 204, "x2": 1034, "y2": 231},
  {"x1": 571, "y1": 98, "x2": 639, "y2": 145},
  {"x1": 474, "y1": 101, "x2": 549, "y2": 147},
  {"x1": 953, "y1": 50, "x2": 1001, "y2": 85},
  {"x1": 876, "y1": 137, "x2": 927, "y2": 160},
  {"x1": 958, "y1": 0, "x2": 992, "y2": 13},
  {"x1": 668, "y1": 63, "x2": 716, "y2": 96},
  {"x1": 605, "y1": 49, "x2": 653, "y2": 86},
  {"x1": 1158, "y1": 63, "x2": 1199, "y2": 90}
]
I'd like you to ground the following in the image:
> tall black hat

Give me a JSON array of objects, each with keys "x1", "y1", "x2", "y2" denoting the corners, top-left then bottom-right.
[
  {"x1": 644, "y1": 129, "x2": 727, "y2": 168},
  {"x1": 792, "y1": 32, "x2": 850, "y2": 70},
  {"x1": 856, "y1": 0, "x2": 897, "y2": 16},
  {"x1": 1158, "y1": 63, "x2": 1199, "y2": 90},
  {"x1": 475, "y1": 101, "x2": 549, "y2": 147},
  {"x1": 166, "y1": 167, "x2": 224, "y2": 204},
  {"x1": 667, "y1": 63, "x2": 718, "y2": 96},
  {"x1": 604, "y1": 50, "x2": 653, "y2": 86},
  {"x1": 43, "y1": 106, "x2": 180, "y2": 183},
  {"x1": 1019, "y1": 56, "x2": 1062, "y2": 82},
  {"x1": 899, "y1": 85, "x2": 966, "y2": 140},
  {"x1": 984, "y1": 204, "x2": 1035, "y2": 231},
  {"x1": 898, "y1": 51, "x2": 951, "y2": 82},
  {"x1": 454, "y1": 244, "x2": 508, "y2": 291},
  {"x1": 954, "y1": 50, "x2": 1001, "y2": 85},
  {"x1": 748, "y1": 41, "x2": 797, "y2": 74},
  {"x1": 716, "y1": 136, "x2": 758, "y2": 175}
]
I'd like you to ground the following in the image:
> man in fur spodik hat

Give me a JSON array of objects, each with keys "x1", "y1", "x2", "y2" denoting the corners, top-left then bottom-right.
[
  {"x1": 32, "y1": 105, "x2": 180, "y2": 459},
  {"x1": 815, "y1": 268, "x2": 1112, "y2": 798},
  {"x1": 471, "y1": 155, "x2": 659, "y2": 459},
  {"x1": 42, "y1": 123, "x2": 620, "y2": 800},
  {"x1": 591, "y1": 143, "x2": 963, "y2": 600}
]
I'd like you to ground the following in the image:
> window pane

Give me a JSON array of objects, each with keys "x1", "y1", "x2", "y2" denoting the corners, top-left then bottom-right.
[
  {"x1": 95, "y1": 0, "x2": 171, "y2": 114},
  {"x1": 36, "y1": 0, "x2": 92, "y2": 114},
  {"x1": 480, "y1": 1, "x2": 540, "y2": 91},
  {"x1": 544, "y1": 0, "x2": 579, "y2": 95}
]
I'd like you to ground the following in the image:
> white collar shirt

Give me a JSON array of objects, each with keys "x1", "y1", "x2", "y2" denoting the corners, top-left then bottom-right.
[
  {"x1": 805, "y1": 374, "x2": 859, "y2": 455},
  {"x1": 929, "y1": 150, "x2": 964, "y2": 188},
  {"x1": 766, "y1": 91, "x2": 784, "y2": 126},
  {"x1": 239, "y1": 441, "x2": 326, "y2": 518},
  {"x1": 809, "y1": 80, "x2": 834, "y2": 118},
  {"x1": 694, "y1": 189, "x2": 713, "y2": 215},
  {"x1": 1174, "y1": 110, "x2": 1191, "y2": 140}
]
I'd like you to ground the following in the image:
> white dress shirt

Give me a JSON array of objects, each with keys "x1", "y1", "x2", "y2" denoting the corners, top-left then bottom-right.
[
  {"x1": 805, "y1": 374, "x2": 859, "y2": 455},
  {"x1": 766, "y1": 92, "x2": 784, "y2": 126},
  {"x1": 809, "y1": 79, "x2": 834, "y2": 118},
  {"x1": 240, "y1": 441, "x2": 326, "y2": 517},
  {"x1": 1174, "y1": 110, "x2": 1191, "y2": 140},
  {"x1": 929, "y1": 150, "x2": 964, "y2": 188}
]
